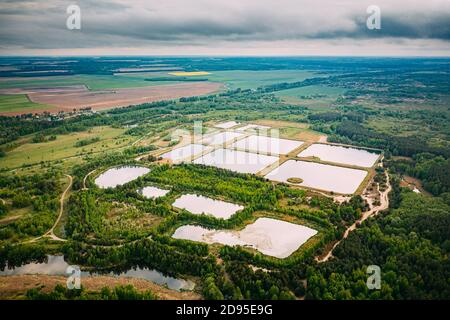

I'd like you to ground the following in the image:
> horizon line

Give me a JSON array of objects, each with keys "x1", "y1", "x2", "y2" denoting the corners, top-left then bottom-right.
[{"x1": 1, "y1": 54, "x2": 450, "y2": 58}]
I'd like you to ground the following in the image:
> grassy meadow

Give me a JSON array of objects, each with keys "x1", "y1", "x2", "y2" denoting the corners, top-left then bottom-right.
[
  {"x1": 0, "y1": 126, "x2": 133, "y2": 169},
  {"x1": 0, "y1": 94, "x2": 51, "y2": 113},
  {"x1": 274, "y1": 85, "x2": 347, "y2": 109}
]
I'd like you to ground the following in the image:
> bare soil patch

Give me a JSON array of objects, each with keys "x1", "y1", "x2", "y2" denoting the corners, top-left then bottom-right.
[
  {"x1": 402, "y1": 175, "x2": 432, "y2": 196},
  {"x1": 29, "y1": 82, "x2": 222, "y2": 111},
  {"x1": 2, "y1": 82, "x2": 223, "y2": 115}
]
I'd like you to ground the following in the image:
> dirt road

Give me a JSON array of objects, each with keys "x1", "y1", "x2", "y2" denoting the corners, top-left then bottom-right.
[
  {"x1": 316, "y1": 171, "x2": 391, "y2": 263},
  {"x1": 24, "y1": 174, "x2": 72, "y2": 243}
]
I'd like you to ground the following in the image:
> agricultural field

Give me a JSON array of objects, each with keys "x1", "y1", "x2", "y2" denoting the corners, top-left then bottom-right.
[
  {"x1": 0, "y1": 69, "x2": 319, "y2": 114},
  {"x1": 26, "y1": 82, "x2": 223, "y2": 113},
  {"x1": 0, "y1": 61, "x2": 314, "y2": 115},
  {"x1": 0, "y1": 74, "x2": 169, "y2": 91},
  {"x1": 0, "y1": 63, "x2": 316, "y2": 113},
  {"x1": 0, "y1": 94, "x2": 51, "y2": 114},
  {"x1": 204, "y1": 70, "x2": 318, "y2": 90},
  {"x1": 0, "y1": 82, "x2": 223, "y2": 115},
  {"x1": 168, "y1": 71, "x2": 211, "y2": 76}
]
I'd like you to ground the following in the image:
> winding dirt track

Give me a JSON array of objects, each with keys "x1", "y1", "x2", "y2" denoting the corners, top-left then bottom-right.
[
  {"x1": 316, "y1": 170, "x2": 391, "y2": 263},
  {"x1": 24, "y1": 174, "x2": 72, "y2": 243},
  {"x1": 46, "y1": 174, "x2": 72, "y2": 241},
  {"x1": 82, "y1": 169, "x2": 96, "y2": 190}
]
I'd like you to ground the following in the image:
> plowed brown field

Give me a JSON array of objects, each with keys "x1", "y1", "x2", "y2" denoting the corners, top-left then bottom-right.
[{"x1": 1, "y1": 81, "x2": 223, "y2": 115}]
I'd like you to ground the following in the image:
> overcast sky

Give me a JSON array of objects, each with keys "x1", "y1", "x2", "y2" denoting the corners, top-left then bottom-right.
[{"x1": 0, "y1": 0, "x2": 449, "y2": 56}]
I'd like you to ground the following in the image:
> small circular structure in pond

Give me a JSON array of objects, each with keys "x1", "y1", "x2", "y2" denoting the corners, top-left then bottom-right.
[{"x1": 287, "y1": 177, "x2": 304, "y2": 184}]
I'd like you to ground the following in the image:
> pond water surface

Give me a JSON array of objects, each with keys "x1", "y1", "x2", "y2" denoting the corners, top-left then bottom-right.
[
  {"x1": 194, "y1": 148, "x2": 279, "y2": 174},
  {"x1": 236, "y1": 124, "x2": 271, "y2": 132},
  {"x1": 172, "y1": 194, "x2": 244, "y2": 219},
  {"x1": 172, "y1": 217, "x2": 317, "y2": 259},
  {"x1": 0, "y1": 255, "x2": 194, "y2": 291},
  {"x1": 298, "y1": 144, "x2": 379, "y2": 168},
  {"x1": 95, "y1": 166, "x2": 150, "y2": 189},
  {"x1": 231, "y1": 135, "x2": 303, "y2": 155},
  {"x1": 160, "y1": 143, "x2": 211, "y2": 162},
  {"x1": 140, "y1": 186, "x2": 170, "y2": 199},
  {"x1": 214, "y1": 121, "x2": 240, "y2": 129},
  {"x1": 201, "y1": 131, "x2": 244, "y2": 146},
  {"x1": 265, "y1": 160, "x2": 367, "y2": 194}
]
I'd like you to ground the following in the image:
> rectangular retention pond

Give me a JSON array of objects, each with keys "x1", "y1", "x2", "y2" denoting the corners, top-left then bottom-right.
[
  {"x1": 201, "y1": 131, "x2": 244, "y2": 146},
  {"x1": 298, "y1": 144, "x2": 379, "y2": 168},
  {"x1": 264, "y1": 160, "x2": 367, "y2": 194},
  {"x1": 194, "y1": 148, "x2": 279, "y2": 174},
  {"x1": 214, "y1": 121, "x2": 240, "y2": 129},
  {"x1": 235, "y1": 124, "x2": 271, "y2": 132},
  {"x1": 231, "y1": 135, "x2": 304, "y2": 155},
  {"x1": 160, "y1": 143, "x2": 211, "y2": 163}
]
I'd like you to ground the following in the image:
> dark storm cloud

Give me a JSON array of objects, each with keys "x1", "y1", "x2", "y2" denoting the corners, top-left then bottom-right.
[
  {"x1": 0, "y1": 0, "x2": 449, "y2": 54},
  {"x1": 86, "y1": 14, "x2": 272, "y2": 42},
  {"x1": 310, "y1": 13, "x2": 450, "y2": 40},
  {"x1": 377, "y1": 14, "x2": 450, "y2": 40}
]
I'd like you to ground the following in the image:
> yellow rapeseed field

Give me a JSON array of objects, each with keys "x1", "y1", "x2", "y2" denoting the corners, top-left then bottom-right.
[{"x1": 168, "y1": 71, "x2": 211, "y2": 76}]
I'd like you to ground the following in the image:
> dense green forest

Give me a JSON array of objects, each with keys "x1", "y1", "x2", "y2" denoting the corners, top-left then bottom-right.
[
  {"x1": 0, "y1": 172, "x2": 62, "y2": 240},
  {"x1": 307, "y1": 186, "x2": 450, "y2": 300},
  {"x1": 386, "y1": 153, "x2": 450, "y2": 196}
]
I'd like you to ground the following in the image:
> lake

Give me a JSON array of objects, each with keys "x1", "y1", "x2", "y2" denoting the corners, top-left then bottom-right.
[
  {"x1": 231, "y1": 135, "x2": 303, "y2": 155},
  {"x1": 95, "y1": 166, "x2": 150, "y2": 189},
  {"x1": 194, "y1": 148, "x2": 279, "y2": 174},
  {"x1": 0, "y1": 255, "x2": 194, "y2": 292},
  {"x1": 172, "y1": 194, "x2": 244, "y2": 219},
  {"x1": 298, "y1": 144, "x2": 379, "y2": 168},
  {"x1": 172, "y1": 217, "x2": 317, "y2": 259},
  {"x1": 265, "y1": 160, "x2": 367, "y2": 194}
]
